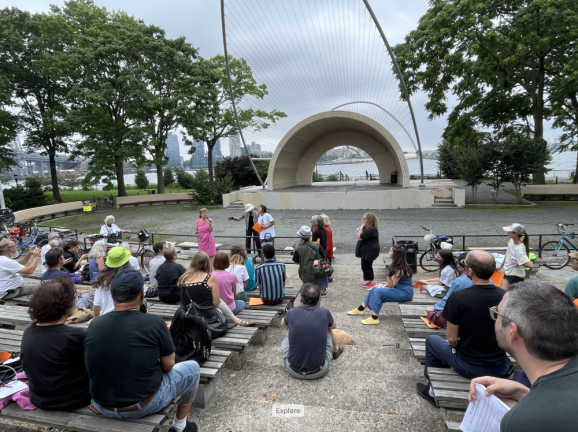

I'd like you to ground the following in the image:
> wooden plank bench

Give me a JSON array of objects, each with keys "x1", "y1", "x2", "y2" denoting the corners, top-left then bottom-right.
[
  {"x1": 407, "y1": 293, "x2": 440, "y2": 306},
  {"x1": 446, "y1": 421, "x2": 461, "y2": 432},
  {"x1": 427, "y1": 367, "x2": 472, "y2": 409},
  {"x1": 399, "y1": 304, "x2": 429, "y2": 319},
  {"x1": 402, "y1": 318, "x2": 446, "y2": 339},
  {"x1": 0, "y1": 324, "x2": 231, "y2": 409}
]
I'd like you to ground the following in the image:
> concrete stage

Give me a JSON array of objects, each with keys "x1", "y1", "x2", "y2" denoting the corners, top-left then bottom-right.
[{"x1": 223, "y1": 180, "x2": 465, "y2": 210}]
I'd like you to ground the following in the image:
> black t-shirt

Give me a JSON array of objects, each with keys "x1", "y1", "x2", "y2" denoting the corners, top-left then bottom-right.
[
  {"x1": 248, "y1": 213, "x2": 254, "y2": 230},
  {"x1": 62, "y1": 250, "x2": 78, "y2": 273},
  {"x1": 284, "y1": 305, "x2": 334, "y2": 372},
  {"x1": 156, "y1": 261, "x2": 186, "y2": 291},
  {"x1": 21, "y1": 323, "x2": 91, "y2": 410},
  {"x1": 84, "y1": 311, "x2": 175, "y2": 407},
  {"x1": 501, "y1": 355, "x2": 578, "y2": 431},
  {"x1": 311, "y1": 228, "x2": 327, "y2": 253},
  {"x1": 442, "y1": 284, "x2": 507, "y2": 366}
]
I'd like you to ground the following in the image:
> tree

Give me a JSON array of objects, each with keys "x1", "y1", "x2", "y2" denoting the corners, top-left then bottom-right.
[
  {"x1": 0, "y1": 74, "x2": 17, "y2": 169},
  {"x1": 58, "y1": 172, "x2": 82, "y2": 190},
  {"x1": 393, "y1": 0, "x2": 578, "y2": 184},
  {"x1": 163, "y1": 166, "x2": 175, "y2": 186},
  {"x1": 134, "y1": 168, "x2": 149, "y2": 190},
  {"x1": 0, "y1": 8, "x2": 75, "y2": 202},
  {"x1": 436, "y1": 140, "x2": 460, "y2": 179},
  {"x1": 4, "y1": 176, "x2": 45, "y2": 210},
  {"x1": 214, "y1": 154, "x2": 269, "y2": 189},
  {"x1": 136, "y1": 33, "x2": 218, "y2": 194},
  {"x1": 174, "y1": 168, "x2": 194, "y2": 189},
  {"x1": 191, "y1": 55, "x2": 286, "y2": 180}
]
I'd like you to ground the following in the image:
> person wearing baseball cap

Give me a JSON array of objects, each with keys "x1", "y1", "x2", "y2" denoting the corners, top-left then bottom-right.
[
  {"x1": 85, "y1": 268, "x2": 199, "y2": 432},
  {"x1": 228, "y1": 203, "x2": 261, "y2": 258},
  {"x1": 564, "y1": 252, "x2": 578, "y2": 303},
  {"x1": 498, "y1": 223, "x2": 533, "y2": 289}
]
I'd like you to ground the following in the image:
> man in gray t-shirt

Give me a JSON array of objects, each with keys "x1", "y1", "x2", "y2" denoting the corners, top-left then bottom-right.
[
  {"x1": 468, "y1": 282, "x2": 578, "y2": 431},
  {"x1": 147, "y1": 243, "x2": 165, "y2": 290}
]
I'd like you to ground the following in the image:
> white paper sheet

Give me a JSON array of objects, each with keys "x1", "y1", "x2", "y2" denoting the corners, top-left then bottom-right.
[
  {"x1": 0, "y1": 380, "x2": 28, "y2": 399},
  {"x1": 460, "y1": 384, "x2": 510, "y2": 432},
  {"x1": 426, "y1": 285, "x2": 445, "y2": 296}
]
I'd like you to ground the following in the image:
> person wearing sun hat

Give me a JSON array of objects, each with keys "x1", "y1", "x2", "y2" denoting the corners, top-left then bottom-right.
[
  {"x1": 564, "y1": 252, "x2": 578, "y2": 303},
  {"x1": 498, "y1": 223, "x2": 534, "y2": 289},
  {"x1": 92, "y1": 246, "x2": 145, "y2": 317},
  {"x1": 228, "y1": 203, "x2": 261, "y2": 258}
]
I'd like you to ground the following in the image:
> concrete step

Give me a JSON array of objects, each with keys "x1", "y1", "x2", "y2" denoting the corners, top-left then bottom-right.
[
  {"x1": 434, "y1": 198, "x2": 454, "y2": 203},
  {"x1": 228, "y1": 200, "x2": 244, "y2": 209},
  {"x1": 430, "y1": 204, "x2": 459, "y2": 208}
]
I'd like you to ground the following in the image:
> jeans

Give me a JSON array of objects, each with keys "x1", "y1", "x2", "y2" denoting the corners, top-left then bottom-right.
[
  {"x1": 1, "y1": 284, "x2": 40, "y2": 299},
  {"x1": 246, "y1": 228, "x2": 261, "y2": 256},
  {"x1": 91, "y1": 361, "x2": 200, "y2": 419},
  {"x1": 281, "y1": 333, "x2": 332, "y2": 380},
  {"x1": 231, "y1": 299, "x2": 244, "y2": 315},
  {"x1": 424, "y1": 335, "x2": 512, "y2": 380},
  {"x1": 364, "y1": 286, "x2": 413, "y2": 315},
  {"x1": 76, "y1": 293, "x2": 94, "y2": 309},
  {"x1": 360, "y1": 259, "x2": 374, "y2": 281}
]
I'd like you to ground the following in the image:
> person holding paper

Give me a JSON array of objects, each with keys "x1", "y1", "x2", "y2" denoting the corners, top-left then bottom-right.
[
  {"x1": 468, "y1": 281, "x2": 578, "y2": 431},
  {"x1": 257, "y1": 205, "x2": 275, "y2": 245},
  {"x1": 417, "y1": 250, "x2": 512, "y2": 407}
]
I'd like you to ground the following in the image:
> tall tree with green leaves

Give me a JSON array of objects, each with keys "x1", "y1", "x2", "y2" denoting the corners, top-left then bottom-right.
[
  {"x1": 137, "y1": 35, "x2": 218, "y2": 194},
  {"x1": 393, "y1": 0, "x2": 578, "y2": 184},
  {"x1": 191, "y1": 55, "x2": 286, "y2": 180},
  {"x1": 0, "y1": 74, "x2": 17, "y2": 169},
  {"x1": 0, "y1": 7, "x2": 75, "y2": 201}
]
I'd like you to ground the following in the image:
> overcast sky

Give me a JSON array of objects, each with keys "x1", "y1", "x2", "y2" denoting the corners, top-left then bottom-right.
[{"x1": 3, "y1": 0, "x2": 560, "y2": 157}]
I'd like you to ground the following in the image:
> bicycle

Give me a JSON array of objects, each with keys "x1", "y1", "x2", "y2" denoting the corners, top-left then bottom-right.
[
  {"x1": 538, "y1": 223, "x2": 577, "y2": 269},
  {"x1": 4, "y1": 219, "x2": 48, "y2": 259},
  {"x1": 419, "y1": 227, "x2": 454, "y2": 272}
]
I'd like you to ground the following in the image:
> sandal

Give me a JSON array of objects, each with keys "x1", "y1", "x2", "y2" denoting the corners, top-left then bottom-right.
[
  {"x1": 332, "y1": 343, "x2": 344, "y2": 360},
  {"x1": 238, "y1": 320, "x2": 256, "y2": 327}
]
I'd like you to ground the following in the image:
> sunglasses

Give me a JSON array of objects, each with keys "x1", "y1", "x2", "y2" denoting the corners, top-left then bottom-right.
[{"x1": 489, "y1": 306, "x2": 513, "y2": 323}]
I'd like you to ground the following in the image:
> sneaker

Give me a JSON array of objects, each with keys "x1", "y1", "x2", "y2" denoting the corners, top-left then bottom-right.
[
  {"x1": 169, "y1": 421, "x2": 198, "y2": 432},
  {"x1": 332, "y1": 343, "x2": 344, "y2": 360},
  {"x1": 348, "y1": 308, "x2": 364, "y2": 316},
  {"x1": 416, "y1": 382, "x2": 437, "y2": 408},
  {"x1": 361, "y1": 282, "x2": 369, "y2": 288},
  {"x1": 364, "y1": 282, "x2": 376, "y2": 290},
  {"x1": 320, "y1": 291, "x2": 327, "y2": 298},
  {"x1": 361, "y1": 316, "x2": 379, "y2": 325},
  {"x1": 327, "y1": 277, "x2": 333, "y2": 283}
]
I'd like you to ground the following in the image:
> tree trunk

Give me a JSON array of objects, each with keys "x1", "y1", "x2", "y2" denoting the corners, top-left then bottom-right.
[
  {"x1": 207, "y1": 140, "x2": 214, "y2": 181},
  {"x1": 115, "y1": 155, "x2": 127, "y2": 197},
  {"x1": 48, "y1": 150, "x2": 63, "y2": 202},
  {"x1": 516, "y1": 185, "x2": 523, "y2": 204},
  {"x1": 157, "y1": 162, "x2": 164, "y2": 194},
  {"x1": 471, "y1": 185, "x2": 477, "y2": 204},
  {"x1": 532, "y1": 60, "x2": 546, "y2": 185}
]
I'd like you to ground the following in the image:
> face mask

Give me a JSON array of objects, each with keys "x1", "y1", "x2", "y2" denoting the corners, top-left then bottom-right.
[{"x1": 434, "y1": 258, "x2": 444, "y2": 265}]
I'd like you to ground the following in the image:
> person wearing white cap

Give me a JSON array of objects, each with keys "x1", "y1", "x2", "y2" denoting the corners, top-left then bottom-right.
[
  {"x1": 228, "y1": 204, "x2": 261, "y2": 258},
  {"x1": 498, "y1": 223, "x2": 533, "y2": 289}
]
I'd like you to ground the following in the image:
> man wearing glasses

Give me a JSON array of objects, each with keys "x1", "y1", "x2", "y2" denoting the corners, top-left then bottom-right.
[
  {"x1": 416, "y1": 250, "x2": 512, "y2": 407},
  {"x1": 470, "y1": 282, "x2": 578, "y2": 431},
  {"x1": 564, "y1": 252, "x2": 578, "y2": 303},
  {"x1": 0, "y1": 239, "x2": 41, "y2": 299}
]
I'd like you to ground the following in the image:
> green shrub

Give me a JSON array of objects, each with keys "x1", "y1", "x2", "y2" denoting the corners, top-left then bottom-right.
[
  {"x1": 312, "y1": 171, "x2": 324, "y2": 182},
  {"x1": 135, "y1": 169, "x2": 149, "y2": 189},
  {"x1": 163, "y1": 167, "x2": 175, "y2": 186},
  {"x1": 175, "y1": 168, "x2": 195, "y2": 189},
  {"x1": 326, "y1": 173, "x2": 339, "y2": 182},
  {"x1": 214, "y1": 155, "x2": 269, "y2": 189},
  {"x1": 213, "y1": 173, "x2": 235, "y2": 204},
  {"x1": 4, "y1": 177, "x2": 46, "y2": 211},
  {"x1": 103, "y1": 182, "x2": 114, "y2": 191}
]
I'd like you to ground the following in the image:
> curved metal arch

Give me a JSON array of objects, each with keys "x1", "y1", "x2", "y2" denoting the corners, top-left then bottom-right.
[
  {"x1": 331, "y1": 101, "x2": 420, "y2": 159},
  {"x1": 362, "y1": 0, "x2": 424, "y2": 184}
]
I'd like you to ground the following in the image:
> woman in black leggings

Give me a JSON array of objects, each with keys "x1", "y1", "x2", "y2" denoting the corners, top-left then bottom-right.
[{"x1": 355, "y1": 212, "x2": 380, "y2": 291}]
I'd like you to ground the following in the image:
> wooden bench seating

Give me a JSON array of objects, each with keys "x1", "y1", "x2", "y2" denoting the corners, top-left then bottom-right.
[
  {"x1": 446, "y1": 422, "x2": 461, "y2": 432},
  {"x1": 427, "y1": 367, "x2": 472, "y2": 409},
  {"x1": 407, "y1": 293, "x2": 439, "y2": 306},
  {"x1": 399, "y1": 304, "x2": 429, "y2": 319},
  {"x1": 402, "y1": 318, "x2": 446, "y2": 338}
]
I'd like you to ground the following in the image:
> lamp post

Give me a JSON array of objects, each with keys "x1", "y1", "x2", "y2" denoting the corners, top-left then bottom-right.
[{"x1": 13, "y1": 174, "x2": 18, "y2": 187}]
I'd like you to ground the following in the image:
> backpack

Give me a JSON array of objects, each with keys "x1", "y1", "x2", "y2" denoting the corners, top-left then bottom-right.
[
  {"x1": 80, "y1": 264, "x2": 91, "y2": 282},
  {"x1": 170, "y1": 305, "x2": 212, "y2": 365}
]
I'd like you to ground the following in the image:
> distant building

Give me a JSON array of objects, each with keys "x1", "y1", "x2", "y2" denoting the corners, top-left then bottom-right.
[
  {"x1": 229, "y1": 135, "x2": 244, "y2": 158},
  {"x1": 164, "y1": 133, "x2": 182, "y2": 168},
  {"x1": 246, "y1": 142, "x2": 261, "y2": 157},
  {"x1": 191, "y1": 138, "x2": 224, "y2": 168}
]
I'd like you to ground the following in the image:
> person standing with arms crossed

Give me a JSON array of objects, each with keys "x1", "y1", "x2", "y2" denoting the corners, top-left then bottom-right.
[{"x1": 195, "y1": 208, "x2": 216, "y2": 269}]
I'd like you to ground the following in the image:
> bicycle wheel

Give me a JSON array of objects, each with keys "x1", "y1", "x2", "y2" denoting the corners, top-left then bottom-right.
[
  {"x1": 539, "y1": 241, "x2": 570, "y2": 269},
  {"x1": 10, "y1": 244, "x2": 24, "y2": 259},
  {"x1": 141, "y1": 249, "x2": 155, "y2": 274},
  {"x1": 419, "y1": 248, "x2": 440, "y2": 272}
]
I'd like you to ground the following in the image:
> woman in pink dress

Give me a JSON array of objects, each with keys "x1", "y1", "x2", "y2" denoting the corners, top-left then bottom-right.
[{"x1": 195, "y1": 208, "x2": 216, "y2": 268}]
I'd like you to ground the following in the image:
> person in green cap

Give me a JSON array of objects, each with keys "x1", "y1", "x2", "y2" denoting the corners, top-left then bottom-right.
[{"x1": 92, "y1": 246, "x2": 145, "y2": 317}]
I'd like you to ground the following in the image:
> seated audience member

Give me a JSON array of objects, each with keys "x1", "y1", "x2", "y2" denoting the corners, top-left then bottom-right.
[
  {"x1": 41, "y1": 232, "x2": 62, "y2": 273},
  {"x1": 230, "y1": 245, "x2": 257, "y2": 292},
  {"x1": 348, "y1": 245, "x2": 413, "y2": 325},
  {"x1": 120, "y1": 242, "x2": 140, "y2": 270},
  {"x1": 281, "y1": 283, "x2": 343, "y2": 380},
  {"x1": 255, "y1": 244, "x2": 286, "y2": 305},
  {"x1": 418, "y1": 249, "x2": 460, "y2": 295},
  {"x1": 178, "y1": 252, "x2": 253, "y2": 327},
  {"x1": 87, "y1": 240, "x2": 106, "y2": 282},
  {"x1": 425, "y1": 253, "x2": 472, "y2": 328},
  {"x1": 226, "y1": 253, "x2": 249, "y2": 301},
  {"x1": 21, "y1": 280, "x2": 91, "y2": 410},
  {"x1": 564, "y1": 252, "x2": 578, "y2": 301},
  {"x1": 0, "y1": 239, "x2": 41, "y2": 300},
  {"x1": 93, "y1": 247, "x2": 141, "y2": 317},
  {"x1": 62, "y1": 241, "x2": 88, "y2": 276},
  {"x1": 469, "y1": 281, "x2": 578, "y2": 431},
  {"x1": 41, "y1": 248, "x2": 93, "y2": 309},
  {"x1": 148, "y1": 242, "x2": 166, "y2": 290},
  {"x1": 416, "y1": 250, "x2": 513, "y2": 407},
  {"x1": 156, "y1": 247, "x2": 186, "y2": 304},
  {"x1": 84, "y1": 268, "x2": 199, "y2": 431},
  {"x1": 212, "y1": 252, "x2": 244, "y2": 314}
]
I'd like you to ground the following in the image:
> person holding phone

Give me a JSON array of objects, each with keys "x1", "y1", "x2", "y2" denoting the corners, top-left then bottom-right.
[
  {"x1": 63, "y1": 241, "x2": 88, "y2": 274},
  {"x1": 0, "y1": 239, "x2": 41, "y2": 299}
]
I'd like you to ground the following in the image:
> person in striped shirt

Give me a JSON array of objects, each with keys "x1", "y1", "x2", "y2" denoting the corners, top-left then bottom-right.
[{"x1": 255, "y1": 244, "x2": 286, "y2": 305}]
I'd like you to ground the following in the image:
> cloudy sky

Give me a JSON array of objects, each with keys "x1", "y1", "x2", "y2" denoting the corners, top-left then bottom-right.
[{"x1": 3, "y1": 0, "x2": 560, "y2": 157}]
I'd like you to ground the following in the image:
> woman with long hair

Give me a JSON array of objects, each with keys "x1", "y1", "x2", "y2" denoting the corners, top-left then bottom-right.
[
  {"x1": 87, "y1": 239, "x2": 107, "y2": 282},
  {"x1": 348, "y1": 245, "x2": 413, "y2": 324},
  {"x1": 321, "y1": 214, "x2": 334, "y2": 283},
  {"x1": 178, "y1": 251, "x2": 254, "y2": 326},
  {"x1": 92, "y1": 247, "x2": 134, "y2": 317},
  {"x1": 227, "y1": 253, "x2": 249, "y2": 302},
  {"x1": 355, "y1": 212, "x2": 380, "y2": 290},
  {"x1": 62, "y1": 241, "x2": 88, "y2": 275},
  {"x1": 499, "y1": 223, "x2": 533, "y2": 289},
  {"x1": 418, "y1": 249, "x2": 460, "y2": 295},
  {"x1": 195, "y1": 208, "x2": 216, "y2": 268},
  {"x1": 230, "y1": 245, "x2": 257, "y2": 292}
]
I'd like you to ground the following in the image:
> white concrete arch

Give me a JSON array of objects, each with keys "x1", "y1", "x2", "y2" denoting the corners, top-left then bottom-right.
[{"x1": 267, "y1": 111, "x2": 410, "y2": 190}]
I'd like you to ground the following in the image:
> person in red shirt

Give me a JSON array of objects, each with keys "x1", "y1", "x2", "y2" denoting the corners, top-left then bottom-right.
[{"x1": 321, "y1": 214, "x2": 334, "y2": 283}]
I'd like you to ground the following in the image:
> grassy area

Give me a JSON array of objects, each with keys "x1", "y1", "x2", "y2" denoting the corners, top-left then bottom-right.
[
  {"x1": 503, "y1": 189, "x2": 520, "y2": 198},
  {"x1": 44, "y1": 188, "x2": 193, "y2": 203}
]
